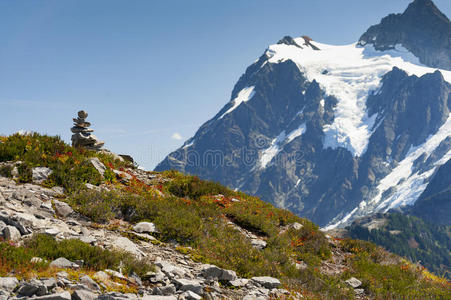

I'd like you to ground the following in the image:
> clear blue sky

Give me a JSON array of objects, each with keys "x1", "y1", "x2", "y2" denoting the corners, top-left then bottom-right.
[{"x1": 1, "y1": 0, "x2": 450, "y2": 169}]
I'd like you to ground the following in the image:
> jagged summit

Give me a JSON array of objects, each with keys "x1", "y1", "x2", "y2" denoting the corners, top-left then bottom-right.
[{"x1": 358, "y1": 0, "x2": 451, "y2": 70}]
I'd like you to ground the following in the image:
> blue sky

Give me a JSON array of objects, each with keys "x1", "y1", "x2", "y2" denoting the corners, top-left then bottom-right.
[{"x1": 1, "y1": 0, "x2": 450, "y2": 169}]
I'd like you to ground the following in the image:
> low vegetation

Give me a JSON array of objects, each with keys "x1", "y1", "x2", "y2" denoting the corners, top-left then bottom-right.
[
  {"x1": 1, "y1": 133, "x2": 450, "y2": 299},
  {"x1": 0, "y1": 234, "x2": 152, "y2": 279},
  {"x1": 347, "y1": 212, "x2": 451, "y2": 279}
]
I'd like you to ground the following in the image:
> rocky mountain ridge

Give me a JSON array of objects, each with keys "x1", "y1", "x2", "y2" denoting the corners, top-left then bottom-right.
[{"x1": 156, "y1": 0, "x2": 451, "y2": 229}]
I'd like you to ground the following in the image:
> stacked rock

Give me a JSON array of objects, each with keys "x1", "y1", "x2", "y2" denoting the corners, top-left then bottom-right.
[{"x1": 71, "y1": 110, "x2": 104, "y2": 150}]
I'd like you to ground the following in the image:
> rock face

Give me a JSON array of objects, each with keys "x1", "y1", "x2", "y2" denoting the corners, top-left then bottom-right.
[
  {"x1": 410, "y1": 158, "x2": 451, "y2": 225},
  {"x1": 155, "y1": 1, "x2": 451, "y2": 228},
  {"x1": 71, "y1": 110, "x2": 104, "y2": 150},
  {"x1": 358, "y1": 0, "x2": 451, "y2": 70}
]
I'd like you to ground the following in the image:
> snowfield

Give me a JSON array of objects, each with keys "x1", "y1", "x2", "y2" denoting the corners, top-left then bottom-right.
[{"x1": 266, "y1": 39, "x2": 451, "y2": 157}]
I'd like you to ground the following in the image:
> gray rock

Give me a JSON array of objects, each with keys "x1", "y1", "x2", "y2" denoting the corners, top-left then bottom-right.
[
  {"x1": 200, "y1": 265, "x2": 237, "y2": 281},
  {"x1": 355, "y1": 288, "x2": 365, "y2": 295},
  {"x1": 42, "y1": 278, "x2": 58, "y2": 290},
  {"x1": 32, "y1": 167, "x2": 53, "y2": 184},
  {"x1": 251, "y1": 276, "x2": 281, "y2": 289},
  {"x1": 155, "y1": 260, "x2": 185, "y2": 278},
  {"x1": 229, "y1": 279, "x2": 248, "y2": 287},
  {"x1": 172, "y1": 278, "x2": 203, "y2": 295},
  {"x1": 290, "y1": 222, "x2": 303, "y2": 230},
  {"x1": 53, "y1": 200, "x2": 74, "y2": 218},
  {"x1": 3, "y1": 225, "x2": 21, "y2": 241},
  {"x1": 79, "y1": 275, "x2": 100, "y2": 291},
  {"x1": 0, "y1": 277, "x2": 19, "y2": 292},
  {"x1": 141, "y1": 296, "x2": 177, "y2": 300},
  {"x1": 89, "y1": 158, "x2": 106, "y2": 176},
  {"x1": 49, "y1": 257, "x2": 80, "y2": 269},
  {"x1": 33, "y1": 291, "x2": 71, "y2": 300},
  {"x1": 180, "y1": 291, "x2": 202, "y2": 300},
  {"x1": 72, "y1": 289, "x2": 97, "y2": 300},
  {"x1": 0, "y1": 221, "x2": 5, "y2": 233},
  {"x1": 345, "y1": 277, "x2": 362, "y2": 288},
  {"x1": 133, "y1": 222, "x2": 157, "y2": 234},
  {"x1": 159, "y1": 285, "x2": 176, "y2": 295},
  {"x1": 251, "y1": 238, "x2": 267, "y2": 250},
  {"x1": 295, "y1": 261, "x2": 308, "y2": 270},
  {"x1": 112, "y1": 236, "x2": 143, "y2": 258}
]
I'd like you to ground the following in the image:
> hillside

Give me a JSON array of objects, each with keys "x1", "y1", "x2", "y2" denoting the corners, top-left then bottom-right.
[
  {"x1": 0, "y1": 133, "x2": 449, "y2": 299},
  {"x1": 155, "y1": 0, "x2": 451, "y2": 230},
  {"x1": 346, "y1": 212, "x2": 451, "y2": 280}
]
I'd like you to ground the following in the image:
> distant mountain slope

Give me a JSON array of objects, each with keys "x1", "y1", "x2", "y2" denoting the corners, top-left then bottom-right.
[
  {"x1": 359, "y1": 0, "x2": 451, "y2": 70},
  {"x1": 156, "y1": 0, "x2": 451, "y2": 228},
  {"x1": 346, "y1": 212, "x2": 451, "y2": 279},
  {"x1": 409, "y1": 158, "x2": 451, "y2": 225}
]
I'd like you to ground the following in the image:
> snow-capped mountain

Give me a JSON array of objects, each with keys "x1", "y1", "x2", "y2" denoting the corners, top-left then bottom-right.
[{"x1": 156, "y1": 0, "x2": 451, "y2": 228}]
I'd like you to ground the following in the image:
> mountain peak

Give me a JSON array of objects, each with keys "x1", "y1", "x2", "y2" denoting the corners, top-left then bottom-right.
[{"x1": 358, "y1": 0, "x2": 451, "y2": 70}]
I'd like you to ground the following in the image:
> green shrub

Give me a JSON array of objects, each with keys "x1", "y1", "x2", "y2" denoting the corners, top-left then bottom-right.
[
  {"x1": 17, "y1": 162, "x2": 32, "y2": 183},
  {"x1": 0, "y1": 165, "x2": 13, "y2": 178},
  {"x1": 24, "y1": 234, "x2": 152, "y2": 276}
]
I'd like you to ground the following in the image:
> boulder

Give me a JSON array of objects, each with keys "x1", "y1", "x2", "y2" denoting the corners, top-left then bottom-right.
[
  {"x1": 133, "y1": 222, "x2": 157, "y2": 234},
  {"x1": 141, "y1": 296, "x2": 177, "y2": 300},
  {"x1": 3, "y1": 225, "x2": 21, "y2": 241},
  {"x1": 229, "y1": 279, "x2": 248, "y2": 287},
  {"x1": 345, "y1": 277, "x2": 362, "y2": 288},
  {"x1": 0, "y1": 277, "x2": 19, "y2": 292},
  {"x1": 172, "y1": 278, "x2": 203, "y2": 295},
  {"x1": 32, "y1": 167, "x2": 53, "y2": 184},
  {"x1": 33, "y1": 291, "x2": 71, "y2": 300},
  {"x1": 49, "y1": 257, "x2": 80, "y2": 269},
  {"x1": 72, "y1": 289, "x2": 98, "y2": 300},
  {"x1": 251, "y1": 276, "x2": 281, "y2": 289},
  {"x1": 79, "y1": 275, "x2": 100, "y2": 291},
  {"x1": 112, "y1": 236, "x2": 143, "y2": 258},
  {"x1": 53, "y1": 200, "x2": 74, "y2": 218},
  {"x1": 155, "y1": 260, "x2": 186, "y2": 278},
  {"x1": 200, "y1": 265, "x2": 237, "y2": 281}
]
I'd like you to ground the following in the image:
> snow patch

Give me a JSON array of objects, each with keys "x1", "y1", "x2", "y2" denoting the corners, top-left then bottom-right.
[
  {"x1": 326, "y1": 114, "x2": 451, "y2": 229},
  {"x1": 219, "y1": 86, "x2": 256, "y2": 119},
  {"x1": 259, "y1": 123, "x2": 306, "y2": 169},
  {"x1": 266, "y1": 40, "x2": 451, "y2": 157}
]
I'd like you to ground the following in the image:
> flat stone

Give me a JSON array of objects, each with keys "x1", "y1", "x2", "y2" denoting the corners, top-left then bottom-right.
[
  {"x1": 180, "y1": 291, "x2": 202, "y2": 300},
  {"x1": 33, "y1": 291, "x2": 71, "y2": 300},
  {"x1": 92, "y1": 271, "x2": 110, "y2": 282},
  {"x1": 133, "y1": 222, "x2": 157, "y2": 234},
  {"x1": 3, "y1": 225, "x2": 21, "y2": 241},
  {"x1": 229, "y1": 279, "x2": 248, "y2": 287},
  {"x1": 251, "y1": 238, "x2": 267, "y2": 249},
  {"x1": 155, "y1": 260, "x2": 186, "y2": 277},
  {"x1": 345, "y1": 277, "x2": 362, "y2": 288},
  {"x1": 79, "y1": 275, "x2": 100, "y2": 291},
  {"x1": 49, "y1": 257, "x2": 80, "y2": 269},
  {"x1": 32, "y1": 167, "x2": 53, "y2": 184},
  {"x1": 172, "y1": 278, "x2": 203, "y2": 295},
  {"x1": 251, "y1": 276, "x2": 281, "y2": 289},
  {"x1": 53, "y1": 200, "x2": 74, "y2": 218},
  {"x1": 72, "y1": 289, "x2": 98, "y2": 300},
  {"x1": 141, "y1": 296, "x2": 177, "y2": 300},
  {"x1": 0, "y1": 277, "x2": 19, "y2": 292},
  {"x1": 112, "y1": 236, "x2": 143, "y2": 258},
  {"x1": 89, "y1": 158, "x2": 106, "y2": 176}
]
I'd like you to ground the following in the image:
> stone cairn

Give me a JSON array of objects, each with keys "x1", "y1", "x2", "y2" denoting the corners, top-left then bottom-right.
[{"x1": 71, "y1": 110, "x2": 104, "y2": 150}]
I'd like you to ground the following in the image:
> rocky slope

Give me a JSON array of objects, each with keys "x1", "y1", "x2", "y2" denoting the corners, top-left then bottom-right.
[
  {"x1": 1, "y1": 133, "x2": 449, "y2": 299},
  {"x1": 409, "y1": 158, "x2": 451, "y2": 225},
  {"x1": 156, "y1": 0, "x2": 451, "y2": 229}
]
